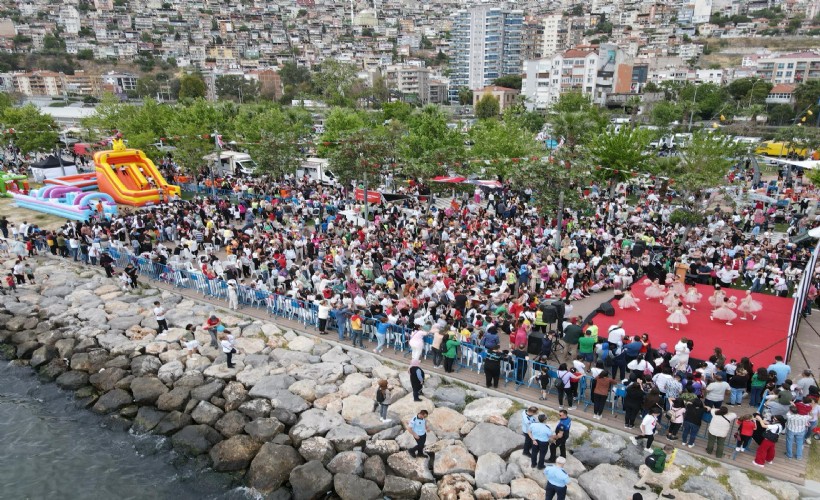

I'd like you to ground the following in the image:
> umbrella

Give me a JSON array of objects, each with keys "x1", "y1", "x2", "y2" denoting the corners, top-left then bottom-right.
[{"x1": 467, "y1": 179, "x2": 502, "y2": 188}]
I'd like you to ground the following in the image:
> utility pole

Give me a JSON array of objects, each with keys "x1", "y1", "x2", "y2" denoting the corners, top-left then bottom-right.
[
  {"x1": 687, "y1": 84, "x2": 699, "y2": 132},
  {"x1": 363, "y1": 169, "x2": 369, "y2": 229},
  {"x1": 211, "y1": 129, "x2": 220, "y2": 198}
]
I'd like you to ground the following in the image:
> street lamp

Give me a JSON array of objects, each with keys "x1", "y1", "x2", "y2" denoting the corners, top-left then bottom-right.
[
  {"x1": 748, "y1": 79, "x2": 768, "y2": 108},
  {"x1": 687, "y1": 83, "x2": 700, "y2": 132}
]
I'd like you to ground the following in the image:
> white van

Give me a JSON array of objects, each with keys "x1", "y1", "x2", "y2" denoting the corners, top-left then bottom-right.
[
  {"x1": 203, "y1": 151, "x2": 258, "y2": 176},
  {"x1": 296, "y1": 158, "x2": 338, "y2": 185}
]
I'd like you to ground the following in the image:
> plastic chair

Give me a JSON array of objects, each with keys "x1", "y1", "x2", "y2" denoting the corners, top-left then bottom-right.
[{"x1": 611, "y1": 385, "x2": 627, "y2": 415}]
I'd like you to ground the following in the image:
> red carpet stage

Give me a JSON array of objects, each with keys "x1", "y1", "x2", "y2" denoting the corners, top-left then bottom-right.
[{"x1": 593, "y1": 282, "x2": 793, "y2": 366}]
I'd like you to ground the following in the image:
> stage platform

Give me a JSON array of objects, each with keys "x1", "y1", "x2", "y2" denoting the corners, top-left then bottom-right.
[{"x1": 593, "y1": 282, "x2": 793, "y2": 366}]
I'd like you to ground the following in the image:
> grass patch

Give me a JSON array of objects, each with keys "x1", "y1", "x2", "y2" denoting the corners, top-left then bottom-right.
[
  {"x1": 464, "y1": 394, "x2": 478, "y2": 406},
  {"x1": 696, "y1": 456, "x2": 721, "y2": 468},
  {"x1": 743, "y1": 469, "x2": 767, "y2": 482},
  {"x1": 503, "y1": 401, "x2": 525, "y2": 420},
  {"x1": 808, "y1": 438, "x2": 820, "y2": 482},
  {"x1": 773, "y1": 222, "x2": 789, "y2": 233},
  {"x1": 671, "y1": 465, "x2": 701, "y2": 490},
  {"x1": 573, "y1": 429, "x2": 592, "y2": 445},
  {"x1": 451, "y1": 380, "x2": 469, "y2": 390},
  {"x1": 717, "y1": 474, "x2": 731, "y2": 490}
]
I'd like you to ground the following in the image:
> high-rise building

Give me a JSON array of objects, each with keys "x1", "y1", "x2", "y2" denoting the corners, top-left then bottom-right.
[
  {"x1": 542, "y1": 14, "x2": 563, "y2": 59},
  {"x1": 448, "y1": 6, "x2": 523, "y2": 103}
]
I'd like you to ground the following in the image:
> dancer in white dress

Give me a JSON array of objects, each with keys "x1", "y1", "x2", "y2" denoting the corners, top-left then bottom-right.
[
  {"x1": 666, "y1": 302, "x2": 690, "y2": 331},
  {"x1": 738, "y1": 290, "x2": 763, "y2": 320},
  {"x1": 683, "y1": 285, "x2": 702, "y2": 310},
  {"x1": 643, "y1": 279, "x2": 665, "y2": 301},
  {"x1": 710, "y1": 296, "x2": 738, "y2": 326},
  {"x1": 618, "y1": 288, "x2": 641, "y2": 311},
  {"x1": 708, "y1": 285, "x2": 726, "y2": 311}
]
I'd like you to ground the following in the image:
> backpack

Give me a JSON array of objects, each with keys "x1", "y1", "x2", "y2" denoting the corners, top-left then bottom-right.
[{"x1": 644, "y1": 449, "x2": 666, "y2": 473}]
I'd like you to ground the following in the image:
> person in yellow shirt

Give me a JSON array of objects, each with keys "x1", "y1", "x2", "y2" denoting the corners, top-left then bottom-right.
[{"x1": 585, "y1": 319, "x2": 599, "y2": 343}]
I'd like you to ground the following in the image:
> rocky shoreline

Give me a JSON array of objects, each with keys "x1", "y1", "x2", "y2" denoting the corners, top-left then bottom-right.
[{"x1": 0, "y1": 257, "x2": 807, "y2": 500}]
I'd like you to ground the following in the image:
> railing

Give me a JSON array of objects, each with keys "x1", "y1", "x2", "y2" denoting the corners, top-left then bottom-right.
[{"x1": 69, "y1": 246, "x2": 743, "y2": 454}]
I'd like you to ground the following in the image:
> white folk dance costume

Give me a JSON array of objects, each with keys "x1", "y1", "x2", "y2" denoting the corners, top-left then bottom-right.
[
  {"x1": 643, "y1": 279, "x2": 665, "y2": 300},
  {"x1": 665, "y1": 273, "x2": 686, "y2": 295},
  {"x1": 710, "y1": 297, "x2": 738, "y2": 325},
  {"x1": 683, "y1": 286, "x2": 702, "y2": 310},
  {"x1": 618, "y1": 290, "x2": 641, "y2": 311},
  {"x1": 662, "y1": 290, "x2": 679, "y2": 308},
  {"x1": 666, "y1": 305, "x2": 690, "y2": 331},
  {"x1": 738, "y1": 291, "x2": 762, "y2": 320},
  {"x1": 708, "y1": 288, "x2": 726, "y2": 310}
]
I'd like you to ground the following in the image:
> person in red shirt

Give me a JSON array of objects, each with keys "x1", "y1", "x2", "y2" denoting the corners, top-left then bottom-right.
[{"x1": 735, "y1": 414, "x2": 756, "y2": 452}]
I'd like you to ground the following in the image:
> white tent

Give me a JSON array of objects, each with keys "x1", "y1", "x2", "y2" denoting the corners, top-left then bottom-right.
[{"x1": 757, "y1": 155, "x2": 820, "y2": 170}]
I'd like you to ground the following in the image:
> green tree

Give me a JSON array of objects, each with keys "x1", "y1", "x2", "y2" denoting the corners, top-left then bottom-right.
[
  {"x1": 136, "y1": 76, "x2": 161, "y2": 98},
  {"x1": 651, "y1": 101, "x2": 682, "y2": 127},
  {"x1": 794, "y1": 80, "x2": 820, "y2": 114},
  {"x1": 215, "y1": 75, "x2": 260, "y2": 103},
  {"x1": 726, "y1": 77, "x2": 772, "y2": 105},
  {"x1": 77, "y1": 49, "x2": 94, "y2": 60},
  {"x1": 178, "y1": 72, "x2": 207, "y2": 99},
  {"x1": 0, "y1": 92, "x2": 14, "y2": 114},
  {"x1": 399, "y1": 105, "x2": 466, "y2": 180},
  {"x1": 382, "y1": 101, "x2": 413, "y2": 122},
  {"x1": 512, "y1": 154, "x2": 586, "y2": 216},
  {"x1": 3, "y1": 104, "x2": 59, "y2": 153},
  {"x1": 668, "y1": 131, "x2": 744, "y2": 205},
  {"x1": 552, "y1": 91, "x2": 592, "y2": 113},
  {"x1": 492, "y1": 74, "x2": 523, "y2": 90},
  {"x1": 253, "y1": 133, "x2": 305, "y2": 177},
  {"x1": 280, "y1": 61, "x2": 312, "y2": 88},
  {"x1": 468, "y1": 118, "x2": 540, "y2": 180},
  {"x1": 312, "y1": 60, "x2": 360, "y2": 107},
  {"x1": 643, "y1": 82, "x2": 660, "y2": 93},
  {"x1": 505, "y1": 107, "x2": 546, "y2": 134},
  {"x1": 585, "y1": 125, "x2": 653, "y2": 194},
  {"x1": 458, "y1": 87, "x2": 473, "y2": 106},
  {"x1": 475, "y1": 94, "x2": 500, "y2": 119},
  {"x1": 327, "y1": 129, "x2": 392, "y2": 188},
  {"x1": 767, "y1": 104, "x2": 796, "y2": 126}
]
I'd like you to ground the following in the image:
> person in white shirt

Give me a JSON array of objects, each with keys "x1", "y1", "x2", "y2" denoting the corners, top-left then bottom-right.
[
  {"x1": 607, "y1": 321, "x2": 626, "y2": 349},
  {"x1": 153, "y1": 301, "x2": 168, "y2": 334},
  {"x1": 220, "y1": 331, "x2": 238, "y2": 368}
]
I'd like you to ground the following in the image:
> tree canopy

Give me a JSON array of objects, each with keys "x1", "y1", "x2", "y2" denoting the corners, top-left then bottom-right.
[{"x1": 3, "y1": 104, "x2": 59, "y2": 154}]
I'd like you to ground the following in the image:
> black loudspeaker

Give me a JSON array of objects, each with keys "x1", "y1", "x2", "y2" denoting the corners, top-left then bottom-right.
[
  {"x1": 539, "y1": 304, "x2": 558, "y2": 323},
  {"x1": 598, "y1": 301, "x2": 615, "y2": 316},
  {"x1": 631, "y1": 242, "x2": 646, "y2": 258},
  {"x1": 527, "y1": 332, "x2": 545, "y2": 355}
]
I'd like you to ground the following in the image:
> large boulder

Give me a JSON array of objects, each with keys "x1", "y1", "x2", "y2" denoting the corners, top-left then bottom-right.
[
  {"x1": 351, "y1": 412, "x2": 400, "y2": 435},
  {"x1": 286, "y1": 336, "x2": 315, "y2": 353},
  {"x1": 432, "y1": 386, "x2": 466, "y2": 408},
  {"x1": 432, "y1": 443, "x2": 476, "y2": 477},
  {"x1": 89, "y1": 366, "x2": 128, "y2": 392},
  {"x1": 587, "y1": 430, "x2": 626, "y2": 453},
  {"x1": 190, "y1": 379, "x2": 226, "y2": 401},
  {"x1": 30, "y1": 344, "x2": 58, "y2": 369},
  {"x1": 364, "y1": 440, "x2": 401, "y2": 457},
  {"x1": 91, "y1": 389, "x2": 132, "y2": 414},
  {"x1": 298, "y1": 436, "x2": 335, "y2": 464},
  {"x1": 171, "y1": 424, "x2": 224, "y2": 456},
  {"x1": 246, "y1": 443, "x2": 304, "y2": 494},
  {"x1": 157, "y1": 360, "x2": 184, "y2": 385},
  {"x1": 382, "y1": 475, "x2": 422, "y2": 499},
  {"x1": 238, "y1": 398, "x2": 272, "y2": 419},
  {"x1": 474, "y1": 452, "x2": 506, "y2": 488},
  {"x1": 290, "y1": 362, "x2": 344, "y2": 383},
  {"x1": 130, "y1": 377, "x2": 169, "y2": 405},
  {"x1": 55, "y1": 370, "x2": 89, "y2": 391},
  {"x1": 154, "y1": 411, "x2": 192, "y2": 436},
  {"x1": 191, "y1": 401, "x2": 225, "y2": 426},
  {"x1": 325, "y1": 423, "x2": 369, "y2": 451},
  {"x1": 130, "y1": 355, "x2": 161, "y2": 376},
  {"x1": 578, "y1": 464, "x2": 639, "y2": 500},
  {"x1": 327, "y1": 451, "x2": 366, "y2": 476},
  {"x1": 437, "y1": 473, "x2": 475, "y2": 499},
  {"x1": 71, "y1": 350, "x2": 111, "y2": 373},
  {"x1": 726, "y1": 470, "x2": 778, "y2": 500},
  {"x1": 386, "y1": 451, "x2": 435, "y2": 483},
  {"x1": 289, "y1": 460, "x2": 333, "y2": 500},
  {"x1": 680, "y1": 476, "x2": 732, "y2": 500},
  {"x1": 132, "y1": 406, "x2": 168, "y2": 433},
  {"x1": 364, "y1": 455, "x2": 386, "y2": 486},
  {"x1": 244, "y1": 417, "x2": 285, "y2": 442},
  {"x1": 156, "y1": 386, "x2": 191, "y2": 412},
  {"x1": 463, "y1": 423, "x2": 522, "y2": 459},
  {"x1": 510, "y1": 478, "x2": 543, "y2": 500},
  {"x1": 209, "y1": 435, "x2": 262, "y2": 472},
  {"x1": 388, "y1": 394, "x2": 436, "y2": 422},
  {"x1": 462, "y1": 397, "x2": 513, "y2": 423},
  {"x1": 426, "y1": 407, "x2": 468, "y2": 439},
  {"x1": 247, "y1": 375, "x2": 296, "y2": 398},
  {"x1": 570, "y1": 443, "x2": 620, "y2": 467},
  {"x1": 339, "y1": 373, "x2": 373, "y2": 396},
  {"x1": 333, "y1": 473, "x2": 382, "y2": 500},
  {"x1": 288, "y1": 408, "x2": 345, "y2": 446},
  {"x1": 341, "y1": 394, "x2": 376, "y2": 422},
  {"x1": 214, "y1": 410, "x2": 249, "y2": 438}
]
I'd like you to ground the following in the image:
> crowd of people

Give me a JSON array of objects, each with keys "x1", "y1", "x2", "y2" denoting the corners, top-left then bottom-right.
[{"x1": 4, "y1": 161, "x2": 820, "y2": 477}]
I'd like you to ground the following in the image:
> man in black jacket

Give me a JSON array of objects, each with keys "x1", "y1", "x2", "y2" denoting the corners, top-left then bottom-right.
[
  {"x1": 409, "y1": 360, "x2": 425, "y2": 401},
  {"x1": 99, "y1": 252, "x2": 115, "y2": 278},
  {"x1": 484, "y1": 345, "x2": 504, "y2": 388}
]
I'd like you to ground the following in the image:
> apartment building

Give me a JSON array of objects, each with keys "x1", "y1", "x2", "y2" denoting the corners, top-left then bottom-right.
[
  {"x1": 473, "y1": 85, "x2": 520, "y2": 114},
  {"x1": 384, "y1": 64, "x2": 431, "y2": 103},
  {"x1": 542, "y1": 14, "x2": 563, "y2": 59},
  {"x1": 448, "y1": 6, "x2": 523, "y2": 102},
  {"x1": 756, "y1": 51, "x2": 820, "y2": 84}
]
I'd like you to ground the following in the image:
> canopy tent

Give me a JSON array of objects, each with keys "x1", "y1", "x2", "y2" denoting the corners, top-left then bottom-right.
[
  {"x1": 757, "y1": 155, "x2": 820, "y2": 170},
  {"x1": 354, "y1": 188, "x2": 383, "y2": 204},
  {"x1": 467, "y1": 179, "x2": 503, "y2": 188},
  {"x1": 29, "y1": 155, "x2": 78, "y2": 182},
  {"x1": 431, "y1": 176, "x2": 467, "y2": 183},
  {"x1": 73, "y1": 143, "x2": 92, "y2": 155},
  {"x1": 31, "y1": 155, "x2": 75, "y2": 169}
]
